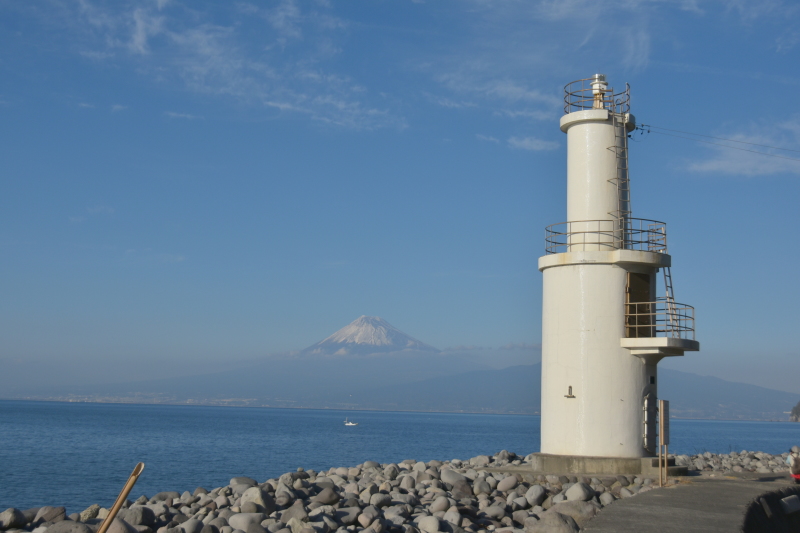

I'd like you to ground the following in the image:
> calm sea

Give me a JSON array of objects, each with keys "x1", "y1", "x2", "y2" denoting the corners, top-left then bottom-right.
[{"x1": 1, "y1": 400, "x2": 798, "y2": 513}]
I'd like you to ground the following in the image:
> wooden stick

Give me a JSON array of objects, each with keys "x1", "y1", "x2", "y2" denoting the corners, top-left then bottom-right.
[{"x1": 97, "y1": 463, "x2": 145, "y2": 533}]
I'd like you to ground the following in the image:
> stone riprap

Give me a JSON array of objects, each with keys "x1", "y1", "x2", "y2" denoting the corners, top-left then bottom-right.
[
  {"x1": 676, "y1": 446, "x2": 800, "y2": 474},
  {"x1": 6, "y1": 448, "x2": 792, "y2": 533}
]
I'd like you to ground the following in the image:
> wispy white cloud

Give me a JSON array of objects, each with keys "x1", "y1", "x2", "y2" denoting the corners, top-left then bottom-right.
[
  {"x1": 66, "y1": 1, "x2": 397, "y2": 130},
  {"x1": 776, "y1": 29, "x2": 800, "y2": 51},
  {"x1": 687, "y1": 117, "x2": 800, "y2": 176},
  {"x1": 508, "y1": 136, "x2": 559, "y2": 151},
  {"x1": 622, "y1": 28, "x2": 651, "y2": 70},
  {"x1": 424, "y1": 93, "x2": 476, "y2": 109},
  {"x1": 498, "y1": 109, "x2": 553, "y2": 121},
  {"x1": 78, "y1": 103, "x2": 94, "y2": 108},
  {"x1": 267, "y1": 0, "x2": 303, "y2": 45},
  {"x1": 111, "y1": 104, "x2": 127, "y2": 112},
  {"x1": 422, "y1": 0, "x2": 793, "y2": 121},
  {"x1": 476, "y1": 134, "x2": 499, "y2": 143},
  {"x1": 165, "y1": 111, "x2": 201, "y2": 119},
  {"x1": 128, "y1": 8, "x2": 164, "y2": 54}
]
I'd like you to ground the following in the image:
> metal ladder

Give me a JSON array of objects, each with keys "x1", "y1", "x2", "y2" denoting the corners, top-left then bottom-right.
[
  {"x1": 608, "y1": 100, "x2": 632, "y2": 249},
  {"x1": 646, "y1": 223, "x2": 678, "y2": 336},
  {"x1": 662, "y1": 267, "x2": 678, "y2": 336}
]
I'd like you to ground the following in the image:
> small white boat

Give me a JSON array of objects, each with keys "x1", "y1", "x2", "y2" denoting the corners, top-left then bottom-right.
[{"x1": 344, "y1": 417, "x2": 358, "y2": 426}]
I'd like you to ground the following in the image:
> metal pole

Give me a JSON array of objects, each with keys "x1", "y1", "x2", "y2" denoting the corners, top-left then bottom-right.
[
  {"x1": 658, "y1": 400, "x2": 664, "y2": 487},
  {"x1": 97, "y1": 463, "x2": 145, "y2": 533}
]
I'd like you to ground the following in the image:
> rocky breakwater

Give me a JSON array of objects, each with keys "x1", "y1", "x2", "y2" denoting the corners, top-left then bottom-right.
[
  {"x1": 0, "y1": 451, "x2": 666, "y2": 533},
  {"x1": 678, "y1": 446, "x2": 800, "y2": 474}
]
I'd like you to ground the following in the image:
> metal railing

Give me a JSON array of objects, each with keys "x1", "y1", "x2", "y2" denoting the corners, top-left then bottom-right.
[
  {"x1": 545, "y1": 218, "x2": 667, "y2": 254},
  {"x1": 564, "y1": 76, "x2": 630, "y2": 115},
  {"x1": 625, "y1": 300, "x2": 696, "y2": 340}
]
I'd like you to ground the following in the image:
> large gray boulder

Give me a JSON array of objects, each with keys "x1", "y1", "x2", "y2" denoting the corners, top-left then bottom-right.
[
  {"x1": 398, "y1": 476, "x2": 416, "y2": 490},
  {"x1": 470, "y1": 456, "x2": 491, "y2": 467},
  {"x1": 442, "y1": 509, "x2": 460, "y2": 527},
  {"x1": 334, "y1": 508, "x2": 359, "y2": 527},
  {"x1": 359, "y1": 506, "x2": 381, "y2": 525},
  {"x1": 417, "y1": 516, "x2": 439, "y2": 533},
  {"x1": 228, "y1": 515, "x2": 267, "y2": 531},
  {"x1": 384, "y1": 505, "x2": 409, "y2": 520},
  {"x1": 391, "y1": 493, "x2": 418, "y2": 506},
  {"x1": 564, "y1": 483, "x2": 594, "y2": 502},
  {"x1": 311, "y1": 489, "x2": 339, "y2": 506},
  {"x1": 22, "y1": 509, "x2": 40, "y2": 524},
  {"x1": 496, "y1": 476, "x2": 518, "y2": 492},
  {"x1": 450, "y1": 480, "x2": 473, "y2": 500},
  {"x1": 481, "y1": 505, "x2": 506, "y2": 520},
  {"x1": 34, "y1": 507, "x2": 66, "y2": 524},
  {"x1": 106, "y1": 518, "x2": 139, "y2": 533},
  {"x1": 383, "y1": 465, "x2": 400, "y2": 480},
  {"x1": 283, "y1": 517, "x2": 306, "y2": 533},
  {"x1": 208, "y1": 518, "x2": 228, "y2": 529},
  {"x1": 472, "y1": 479, "x2": 491, "y2": 496},
  {"x1": 525, "y1": 485, "x2": 546, "y2": 507},
  {"x1": 369, "y1": 494, "x2": 391, "y2": 509},
  {"x1": 117, "y1": 507, "x2": 156, "y2": 527},
  {"x1": 281, "y1": 502, "x2": 308, "y2": 524},
  {"x1": 153, "y1": 492, "x2": 181, "y2": 502},
  {"x1": 439, "y1": 470, "x2": 466, "y2": 486},
  {"x1": 359, "y1": 485, "x2": 377, "y2": 503},
  {"x1": 0, "y1": 508, "x2": 26, "y2": 530},
  {"x1": 546, "y1": 501, "x2": 598, "y2": 528},
  {"x1": 232, "y1": 484, "x2": 254, "y2": 496},
  {"x1": 241, "y1": 488, "x2": 276, "y2": 515},
  {"x1": 231, "y1": 478, "x2": 258, "y2": 488},
  {"x1": 181, "y1": 519, "x2": 205, "y2": 533},
  {"x1": 44, "y1": 522, "x2": 94, "y2": 533},
  {"x1": 599, "y1": 492, "x2": 616, "y2": 506},
  {"x1": 245, "y1": 524, "x2": 267, "y2": 533},
  {"x1": 429, "y1": 497, "x2": 450, "y2": 514},
  {"x1": 524, "y1": 512, "x2": 578, "y2": 533},
  {"x1": 79, "y1": 505, "x2": 101, "y2": 522}
]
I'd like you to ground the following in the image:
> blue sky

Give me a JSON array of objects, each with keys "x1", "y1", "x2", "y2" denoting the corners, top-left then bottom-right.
[{"x1": 1, "y1": 0, "x2": 800, "y2": 393}]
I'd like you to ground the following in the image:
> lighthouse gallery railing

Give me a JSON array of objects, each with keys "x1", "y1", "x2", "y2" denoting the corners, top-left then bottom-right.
[
  {"x1": 625, "y1": 300, "x2": 696, "y2": 341},
  {"x1": 545, "y1": 218, "x2": 667, "y2": 254}
]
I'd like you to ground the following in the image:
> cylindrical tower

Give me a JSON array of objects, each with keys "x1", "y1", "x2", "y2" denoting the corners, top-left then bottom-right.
[{"x1": 538, "y1": 75, "x2": 698, "y2": 465}]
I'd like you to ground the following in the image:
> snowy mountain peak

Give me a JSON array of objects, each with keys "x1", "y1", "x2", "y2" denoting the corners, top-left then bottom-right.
[{"x1": 302, "y1": 316, "x2": 439, "y2": 356}]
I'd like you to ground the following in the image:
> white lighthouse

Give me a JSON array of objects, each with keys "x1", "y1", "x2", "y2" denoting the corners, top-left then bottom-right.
[{"x1": 535, "y1": 75, "x2": 699, "y2": 473}]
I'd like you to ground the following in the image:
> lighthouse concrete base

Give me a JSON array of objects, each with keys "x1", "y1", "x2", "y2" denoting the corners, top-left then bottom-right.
[{"x1": 530, "y1": 453, "x2": 689, "y2": 476}]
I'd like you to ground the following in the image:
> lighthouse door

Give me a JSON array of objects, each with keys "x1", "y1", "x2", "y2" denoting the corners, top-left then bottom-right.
[{"x1": 626, "y1": 272, "x2": 653, "y2": 338}]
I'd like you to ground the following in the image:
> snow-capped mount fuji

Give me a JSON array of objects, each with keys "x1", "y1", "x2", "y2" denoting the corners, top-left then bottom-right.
[{"x1": 302, "y1": 316, "x2": 440, "y2": 356}]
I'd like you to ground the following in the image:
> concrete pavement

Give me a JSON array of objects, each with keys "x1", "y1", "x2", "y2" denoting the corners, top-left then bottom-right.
[{"x1": 582, "y1": 472, "x2": 794, "y2": 532}]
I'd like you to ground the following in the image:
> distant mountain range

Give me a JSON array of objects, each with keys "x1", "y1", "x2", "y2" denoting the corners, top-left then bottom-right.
[{"x1": 4, "y1": 316, "x2": 798, "y2": 421}]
